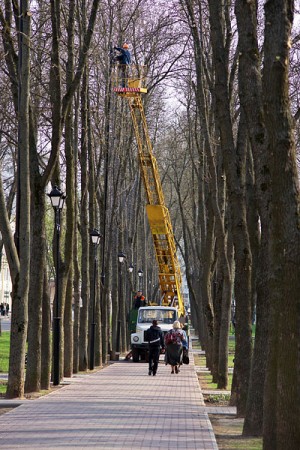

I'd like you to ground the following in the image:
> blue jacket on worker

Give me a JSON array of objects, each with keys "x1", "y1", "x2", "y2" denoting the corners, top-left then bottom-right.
[{"x1": 114, "y1": 43, "x2": 131, "y2": 65}]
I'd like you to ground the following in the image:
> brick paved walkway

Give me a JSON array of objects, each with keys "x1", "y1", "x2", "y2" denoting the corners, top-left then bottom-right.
[{"x1": 0, "y1": 354, "x2": 218, "y2": 450}]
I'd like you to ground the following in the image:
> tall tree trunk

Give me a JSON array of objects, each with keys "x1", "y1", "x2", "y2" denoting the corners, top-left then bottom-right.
[
  {"x1": 234, "y1": 0, "x2": 271, "y2": 435},
  {"x1": 218, "y1": 232, "x2": 234, "y2": 390},
  {"x1": 229, "y1": 114, "x2": 253, "y2": 414},
  {"x1": 64, "y1": 274, "x2": 73, "y2": 377},
  {"x1": 208, "y1": 0, "x2": 253, "y2": 415},
  {"x1": 262, "y1": 1, "x2": 300, "y2": 448},
  {"x1": 25, "y1": 189, "x2": 45, "y2": 392},
  {"x1": 62, "y1": 0, "x2": 76, "y2": 379},
  {"x1": 119, "y1": 231, "x2": 127, "y2": 353},
  {"x1": 72, "y1": 91, "x2": 80, "y2": 374},
  {"x1": 182, "y1": 0, "x2": 233, "y2": 383},
  {"x1": 212, "y1": 260, "x2": 222, "y2": 383},
  {"x1": 94, "y1": 245, "x2": 102, "y2": 366},
  {"x1": 41, "y1": 271, "x2": 51, "y2": 390},
  {"x1": 100, "y1": 35, "x2": 115, "y2": 366},
  {"x1": 6, "y1": 0, "x2": 31, "y2": 398},
  {"x1": 73, "y1": 232, "x2": 81, "y2": 373},
  {"x1": 79, "y1": 67, "x2": 90, "y2": 371},
  {"x1": 201, "y1": 195, "x2": 215, "y2": 368}
]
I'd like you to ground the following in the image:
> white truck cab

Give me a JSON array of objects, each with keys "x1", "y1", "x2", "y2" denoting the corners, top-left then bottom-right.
[{"x1": 130, "y1": 306, "x2": 178, "y2": 362}]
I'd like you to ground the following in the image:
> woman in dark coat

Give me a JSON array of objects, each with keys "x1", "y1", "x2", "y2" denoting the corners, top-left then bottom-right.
[{"x1": 164, "y1": 321, "x2": 184, "y2": 374}]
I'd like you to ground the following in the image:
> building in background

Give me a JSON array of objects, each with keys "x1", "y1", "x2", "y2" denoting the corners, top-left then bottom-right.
[{"x1": 0, "y1": 250, "x2": 12, "y2": 311}]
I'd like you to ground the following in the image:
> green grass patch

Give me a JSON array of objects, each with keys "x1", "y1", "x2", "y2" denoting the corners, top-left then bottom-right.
[
  {"x1": 0, "y1": 380, "x2": 7, "y2": 396},
  {"x1": 200, "y1": 373, "x2": 218, "y2": 389},
  {"x1": 0, "y1": 332, "x2": 10, "y2": 373},
  {"x1": 191, "y1": 339, "x2": 201, "y2": 349},
  {"x1": 205, "y1": 393, "x2": 231, "y2": 404},
  {"x1": 228, "y1": 339, "x2": 235, "y2": 353},
  {"x1": 194, "y1": 337, "x2": 234, "y2": 390},
  {"x1": 199, "y1": 355, "x2": 207, "y2": 366},
  {"x1": 210, "y1": 415, "x2": 262, "y2": 450},
  {"x1": 200, "y1": 372, "x2": 233, "y2": 390},
  {"x1": 194, "y1": 353, "x2": 212, "y2": 370},
  {"x1": 228, "y1": 353, "x2": 235, "y2": 368},
  {"x1": 194, "y1": 346, "x2": 235, "y2": 371}
]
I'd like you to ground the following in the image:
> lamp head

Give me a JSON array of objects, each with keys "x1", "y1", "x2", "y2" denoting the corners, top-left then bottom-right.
[
  {"x1": 118, "y1": 251, "x2": 126, "y2": 263},
  {"x1": 90, "y1": 228, "x2": 102, "y2": 245},
  {"x1": 48, "y1": 185, "x2": 63, "y2": 208}
]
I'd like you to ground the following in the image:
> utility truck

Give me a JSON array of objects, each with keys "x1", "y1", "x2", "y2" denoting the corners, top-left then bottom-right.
[{"x1": 130, "y1": 306, "x2": 178, "y2": 362}]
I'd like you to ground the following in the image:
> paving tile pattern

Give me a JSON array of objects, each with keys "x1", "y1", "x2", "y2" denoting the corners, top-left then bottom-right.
[{"x1": 0, "y1": 353, "x2": 218, "y2": 450}]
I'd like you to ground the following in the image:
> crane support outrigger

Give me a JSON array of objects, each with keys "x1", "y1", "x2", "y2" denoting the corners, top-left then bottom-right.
[{"x1": 113, "y1": 65, "x2": 184, "y2": 318}]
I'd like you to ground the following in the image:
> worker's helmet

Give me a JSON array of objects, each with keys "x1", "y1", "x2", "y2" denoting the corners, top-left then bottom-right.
[{"x1": 123, "y1": 43, "x2": 129, "y2": 49}]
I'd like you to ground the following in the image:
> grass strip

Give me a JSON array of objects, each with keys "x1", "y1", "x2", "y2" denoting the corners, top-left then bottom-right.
[
  {"x1": 209, "y1": 415, "x2": 262, "y2": 450},
  {"x1": 0, "y1": 332, "x2": 10, "y2": 373}
]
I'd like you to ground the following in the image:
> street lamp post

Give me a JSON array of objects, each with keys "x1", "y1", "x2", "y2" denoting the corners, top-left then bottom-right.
[
  {"x1": 48, "y1": 185, "x2": 65, "y2": 386},
  {"x1": 89, "y1": 229, "x2": 102, "y2": 370},
  {"x1": 128, "y1": 262, "x2": 135, "y2": 294},
  {"x1": 117, "y1": 252, "x2": 126, "y2": 353},
  {"x1": 128, "y1": 263, "x2": 134, "y2": 276},
  {"x1": 138, "y1": 269, "x2": 143, "y2": 291}
]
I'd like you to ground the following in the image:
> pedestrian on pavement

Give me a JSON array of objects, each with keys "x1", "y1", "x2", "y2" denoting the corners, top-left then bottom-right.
[
  {"x1": 164, "y1": 320, "x2": 184, "y2": 374},
  {"x1": 114, "y1": 43, "x2": 131, "y2": 87},
  {"x1": 146, "y1": 319, "x2": 164, "y2": 376},
  {"x1": 133, "y1": 290, "x2": 147, "y2": 309},
  {"x1": 180, "y1": 322, "x2": 189, "y2": 365}
]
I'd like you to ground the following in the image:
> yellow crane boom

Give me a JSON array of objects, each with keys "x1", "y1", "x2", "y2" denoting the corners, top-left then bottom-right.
[{"x1": 113, "y1": 65, "x2": 184, "y2": 317}]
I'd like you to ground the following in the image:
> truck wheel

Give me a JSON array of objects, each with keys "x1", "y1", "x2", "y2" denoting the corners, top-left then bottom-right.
[{"x1": 132, "y1": 348, "x2": 139, "y2": 362}]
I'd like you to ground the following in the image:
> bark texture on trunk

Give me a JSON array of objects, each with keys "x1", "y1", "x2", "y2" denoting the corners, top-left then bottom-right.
[
  {"x1": 25, "y1": 190, "x2": 45, "y2": 393},
  {"x1": 208, "y1": 0, "x2": 253, "y2": 414},
  {"x1": 79, "y1": 67, "x2": 90, "y2": 372},
  {"x1": 262, "y1": 1, "x2": 300, "y2": 448},
  {"x1": 6, "y1": 0, "x2": 31, "y2": 399},
  {"x1": 41, "y1": 271, "x2": 51, "y2": 390},
  {"x1": 234, "y1": 0, "x2": 271, "y2": 435}
]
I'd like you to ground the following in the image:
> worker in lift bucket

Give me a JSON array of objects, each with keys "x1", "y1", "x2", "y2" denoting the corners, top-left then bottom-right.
[
  {"x1": 133, "y1": 290, "x2": 146, "y2": 309},
  {"x1": 114, "y1": 43, "x2": 131, "y2": 87}
]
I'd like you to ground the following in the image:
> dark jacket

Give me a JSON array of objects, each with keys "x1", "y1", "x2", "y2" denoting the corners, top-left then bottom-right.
[
  {"x1": 146, "y1": 325, "x2": 165, "y2": 348},
  {"x1": 114, "y1": 47, "x2": 131, "y2": 65},
  {"x1": 134, "y1": 295, "x2": 146, "y2": 309}
]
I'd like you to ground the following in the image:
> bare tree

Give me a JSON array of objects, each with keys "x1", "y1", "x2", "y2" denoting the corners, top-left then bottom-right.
[
  {"x1": 234, "y1": 0, "x2": 271, "y2": 435},
  {"x1": 207, "y1": 0, "x2": 253, "y2": 414},
  {"x1": 0, "y1": 0, "x2": 31, "y2": 398},
  {"x1": 262, "y1": 1, "x2": 300, "y2": 447}
]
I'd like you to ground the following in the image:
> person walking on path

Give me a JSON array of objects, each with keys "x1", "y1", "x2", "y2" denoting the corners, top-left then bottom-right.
[
  {"x1": 180, "y1": 323, "x2": 189, "y2": 365},
  {"x1": 146, "y1": 319, "x2": 164, "y2": 376},
  {"x1": 164, "y1": 320, "x2": 185, "y2": 374}
]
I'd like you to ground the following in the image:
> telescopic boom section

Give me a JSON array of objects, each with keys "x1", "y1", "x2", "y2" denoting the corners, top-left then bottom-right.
[{"x1": 113, "y1": 65, "x2": 184, "y2": 317}]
